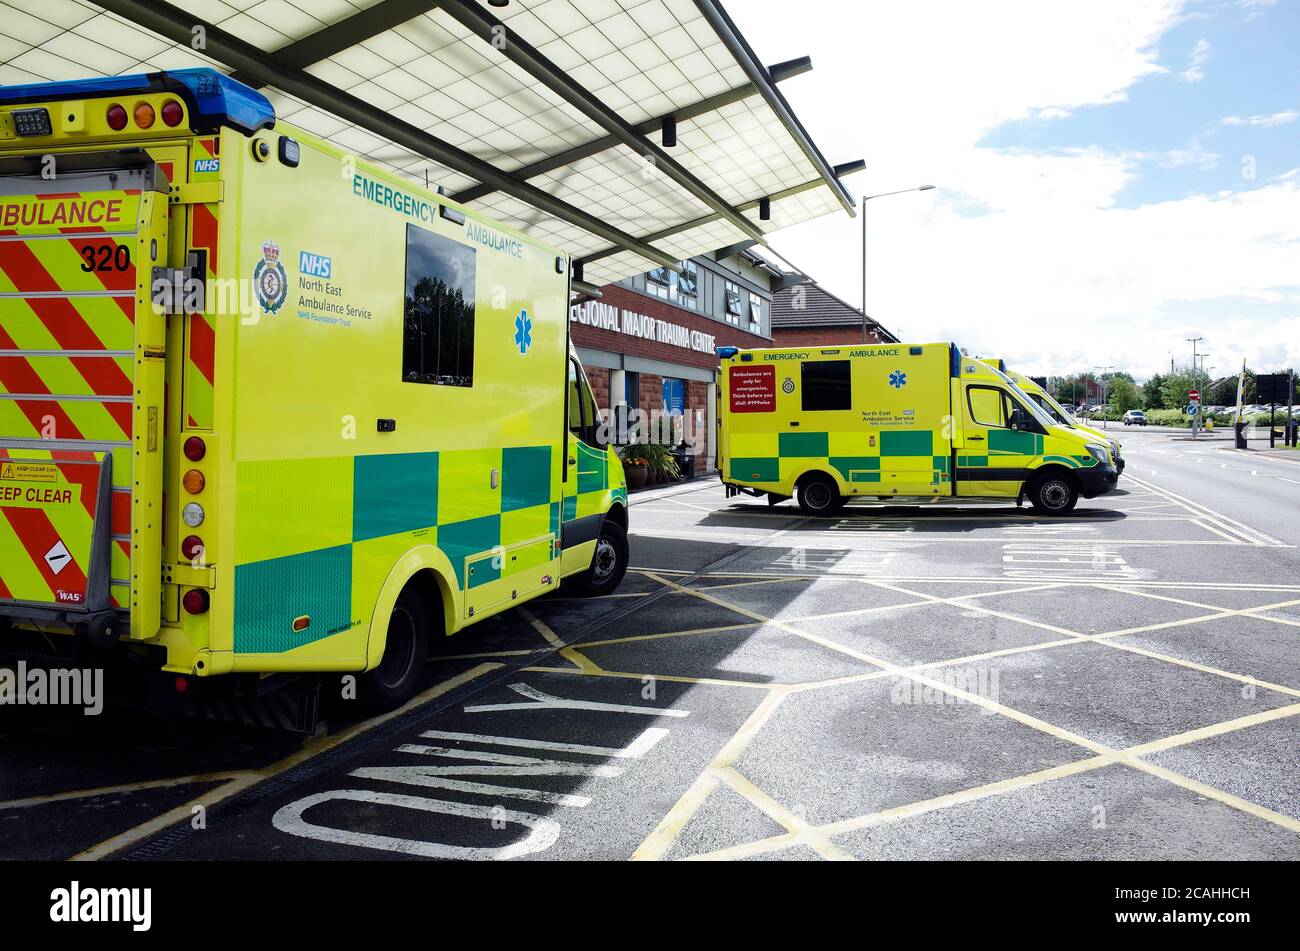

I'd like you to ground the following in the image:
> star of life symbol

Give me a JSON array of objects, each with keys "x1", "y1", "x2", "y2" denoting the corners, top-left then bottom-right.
[
  {"x1": 889, "y1": 369, "x2": 907, "y2": 389},
  {"x1": 514, "y1": 308, "x2": 533, "y2": 354}
]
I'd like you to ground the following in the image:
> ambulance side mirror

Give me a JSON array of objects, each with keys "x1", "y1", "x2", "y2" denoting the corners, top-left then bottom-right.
[{"x1": 1009, "y1": 407, "x2": 1030, "y2": 431}]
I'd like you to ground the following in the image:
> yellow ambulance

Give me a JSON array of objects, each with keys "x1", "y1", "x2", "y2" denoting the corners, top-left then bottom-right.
[
  {"x1": 717, "y1": 343, "x2": 1118, "y2": 515},
  {"x1": 981, "y1": 359, "x2": 1124, "y2": 474},
  {"x1": 0, "y1": 70, "x2": 627, "y2": 716}
]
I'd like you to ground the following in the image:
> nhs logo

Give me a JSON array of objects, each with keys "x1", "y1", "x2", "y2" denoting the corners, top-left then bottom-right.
[
  {"x1": 299, "y1": 251, "x2": 332, "y2": 279},
  {"x1": 193, "y1": 158, "x2": 220, "y2": 173}
]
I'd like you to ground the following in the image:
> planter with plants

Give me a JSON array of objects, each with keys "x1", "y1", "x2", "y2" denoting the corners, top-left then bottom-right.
[
  {"x1": 618, "y1": 443, "x2": 679, "y2": 490},
  {"x1": 618, "y1": 446, "x2": 651, "y2": 491}
]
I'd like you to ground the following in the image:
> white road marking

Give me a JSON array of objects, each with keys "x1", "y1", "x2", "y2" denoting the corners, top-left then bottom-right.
[
  {"x1": 463, "y1": 682, "x2": 690, "y2": 717},
  {"x1": 272, "y1": 790, "x2": 561, "y2": 860},
  {"x1": 414, "y1": 728, "x2": 671, "y2": 759}
]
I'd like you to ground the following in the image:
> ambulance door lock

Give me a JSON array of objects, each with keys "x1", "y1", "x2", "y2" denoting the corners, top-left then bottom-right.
[{"x1": 150, "y1": 250, "x2": 206, "y2": 315}]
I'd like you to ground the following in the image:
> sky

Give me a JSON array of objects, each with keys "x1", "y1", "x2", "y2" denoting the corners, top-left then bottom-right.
[{"x1": 733, "y1": 0, "x2": 1300, "y2": 381}]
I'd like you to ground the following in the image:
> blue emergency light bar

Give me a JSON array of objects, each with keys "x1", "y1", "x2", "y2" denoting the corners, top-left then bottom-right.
[
  {"x1": 0, "y1": 68, "x2": 274, "y2": 136},
  {"x1": 715, "y1": 346, "x2": 740, "y2": 359}
]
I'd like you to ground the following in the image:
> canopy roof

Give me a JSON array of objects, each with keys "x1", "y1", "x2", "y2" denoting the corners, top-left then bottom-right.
[{"x1": 0, "y1": 0, "x2": 859, "y2": 285}]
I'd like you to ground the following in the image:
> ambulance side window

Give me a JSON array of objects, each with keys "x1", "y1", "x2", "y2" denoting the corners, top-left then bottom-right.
[
  {"x1": 568, "y1": 356, "x2": 605, "y2": 447},
  {"x1": 801, "y1": 360, "x2": 852, "y2": 411},
  {"x1": 967, "y1": 386, "x2": 1009, "y2": 428},
  {"x1": 402, "y1": 224, "x2": 475, "y2": 387}
]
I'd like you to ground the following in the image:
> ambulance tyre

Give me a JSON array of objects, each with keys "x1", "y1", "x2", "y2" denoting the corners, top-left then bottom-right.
[
  {"x1": 360, "y1": 587, "x2": 430, "y2": 712},
  {"x1": 1027, "y1": 471, "x2": 1079, "y2": 515},
  {"x1": 796, "y1": 473, "x2": 845, "y2": 516},
  {"x1": 569, "y1": 520, "x2": 629, "y2": 597}
]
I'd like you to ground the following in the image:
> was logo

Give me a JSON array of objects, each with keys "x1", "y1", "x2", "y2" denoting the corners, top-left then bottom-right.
[
  {"x1": 253, "y1": 240, "x2": 288, "y2": 314},
  {"x1": 889, "y1": 369, "x2": 908, "y2": 389}
]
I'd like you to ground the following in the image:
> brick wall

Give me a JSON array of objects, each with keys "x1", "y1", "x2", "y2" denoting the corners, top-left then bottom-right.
[
  {"x1": 587, "y1": 365, "x2": 610, "y2": 410},
  {"x1": 771, "y1": 326, "x2": 885, "y2": 348}
]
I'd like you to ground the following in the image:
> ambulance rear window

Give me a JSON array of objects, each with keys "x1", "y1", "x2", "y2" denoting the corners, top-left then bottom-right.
[
  {"x1": 801, "y1": 360, "x2": 852, "y2": 411},
  {"x1": 402, "y1": 224, "x2": 476, "y2": 387}
]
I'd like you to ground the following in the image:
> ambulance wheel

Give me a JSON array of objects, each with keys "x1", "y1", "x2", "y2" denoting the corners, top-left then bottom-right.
[
  {"x1": 569, "y1": 521, "x2": 629, "y2": 597},
  {"x1": 796, "y1": 473, "x2": 844, "y2": 516},
  {"x1": 360, "y1": 588, "x2": 429, "y2": 712},
  {"x1": 1027, "y1": 472, "x2": 1078, "y2": 515}
]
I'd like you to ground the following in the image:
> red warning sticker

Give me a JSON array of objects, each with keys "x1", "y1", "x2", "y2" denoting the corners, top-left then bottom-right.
[{"x1": 729, "y1": 364, "x2": 777, "y2": 412}]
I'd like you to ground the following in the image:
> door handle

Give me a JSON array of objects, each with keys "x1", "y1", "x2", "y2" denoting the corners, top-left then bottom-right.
[{"x1": 968, "y1": 435, "x2": 985, "y2": 441}]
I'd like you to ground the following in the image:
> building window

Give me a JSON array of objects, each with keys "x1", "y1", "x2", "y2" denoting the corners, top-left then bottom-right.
[
  {"x1": 678, "y1": 260, "x2": 698, "y2": 310},
  {"x1": 646, "y1": 260, "x2": 698, "y2": 311},
  {"x1": 724, "y1": 281, "x2": 743, "y2": 325},
  {"x1": 748, "y1": 292, "x2": 762, "y2": 332},
  {"x1": 402, "y1": 224, "x2": 475, "y2": 387},
  {"x1": 801, "y1": 360, "x2": 852, "y2": 411}
]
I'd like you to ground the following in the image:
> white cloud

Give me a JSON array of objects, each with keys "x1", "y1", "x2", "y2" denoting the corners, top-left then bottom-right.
[
  {"x1": 731, "y1": 0, "x2": 1300, "y2": 377},
  {"x1": 1222, "y1": 109, "x2": 1299, "y2": 127},
  {"x1": 1179, "y1": 38, "x2": 1211, "y2": 82}
]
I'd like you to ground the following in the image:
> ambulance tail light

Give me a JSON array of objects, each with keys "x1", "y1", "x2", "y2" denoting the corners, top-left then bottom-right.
[
  {"x1": 180, "y1": 535, "x2": 204, "y2": 562},
  {"x1": 106, "y1": 104, "x2": 128, "y2": 130},
  {"x1": 161, "y1": 98, "x2": 184, "y2": 127},
  {"x1": 133, "y1": 101, "x2": 155, "y2": 129},
  {"x1": 183, "y1": 469, "x2": 206, "y2": 494},
  {"x1": 183, "y1": 436, "x2": 206, "y2": 461},
  {"x1": 182, "y1": 589, "x2": 209, "y2": 615}
]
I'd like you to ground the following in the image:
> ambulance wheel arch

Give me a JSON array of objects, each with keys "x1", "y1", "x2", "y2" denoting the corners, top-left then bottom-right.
[
  {"x1": 1024, "y1": 465, "x2": 1080, "y2": 515},
  {"x1": 794, "y1": 469, "x2": 847, "y2": 516},
  {"x1": 365, "y1": 546, "x2": 459, "y2": 673}
]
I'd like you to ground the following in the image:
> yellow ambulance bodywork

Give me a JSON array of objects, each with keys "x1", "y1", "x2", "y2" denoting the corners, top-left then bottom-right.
[
  {"x1": 0, "y1": 71, "x2": 626, "y2": 692},
  {"x1": 717, "y1": 343, "x2": 1118, "y2": 513},
  {"x1": 981, "y1": 359, "x2": 1123, "y2": 474}
]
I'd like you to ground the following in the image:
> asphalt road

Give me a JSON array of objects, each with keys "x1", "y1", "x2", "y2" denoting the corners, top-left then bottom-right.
[{"x1": 2, "y1": 429, "x2": 1297, "y2": 861}]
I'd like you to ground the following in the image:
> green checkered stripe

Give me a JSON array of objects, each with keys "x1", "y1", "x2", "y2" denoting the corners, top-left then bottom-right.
[
  {"x1": 729, "y1": 430, "x2": 945, "y2": 485},
  {"x1": 232, "y1": 445, "x2": 561, "y2": 654}
]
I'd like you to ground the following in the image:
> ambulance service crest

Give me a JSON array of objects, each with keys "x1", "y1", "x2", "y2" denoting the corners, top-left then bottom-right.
[{"x1": 253, "y1": 240, "x2": 288, "y2": 314}]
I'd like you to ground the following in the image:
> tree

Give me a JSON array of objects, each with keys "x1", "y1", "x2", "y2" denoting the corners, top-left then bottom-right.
[
  {"x1": 1108, "y1": 377, "x2": 1141, "y2": 413},
  {"x1": 1160, "y1": 370, "x2": 1199, "y2": 410},
  {"x1": 1142, "y1": 373, "x2": 1167, "y2": 409}
]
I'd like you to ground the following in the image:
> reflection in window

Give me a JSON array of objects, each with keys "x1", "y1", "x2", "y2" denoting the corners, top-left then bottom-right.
[{"x1": 402, "y1": 224, "x2": 475, "y2": 386}]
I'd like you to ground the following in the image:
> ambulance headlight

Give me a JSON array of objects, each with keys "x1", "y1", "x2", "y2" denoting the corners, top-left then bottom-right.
[
  {"x1": 1085, "y1": 444, "x2": 1110, "y2": 466},
  {"x1": 182, "y1": 502, "x2": 205, "y2": 527}
]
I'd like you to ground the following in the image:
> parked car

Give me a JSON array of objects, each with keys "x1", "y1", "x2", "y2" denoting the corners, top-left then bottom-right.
[{"x1": 1123, "y1": 410, "x2": 1147, "y2": 426}]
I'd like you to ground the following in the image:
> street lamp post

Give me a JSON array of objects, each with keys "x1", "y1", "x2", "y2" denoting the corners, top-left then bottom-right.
[
  {"x1": 1095, "y1": 365, "x2": 1114, "y2": 429},
  {"x1": 861, "y1": 185, "x2": 935, "y2": 342}
]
